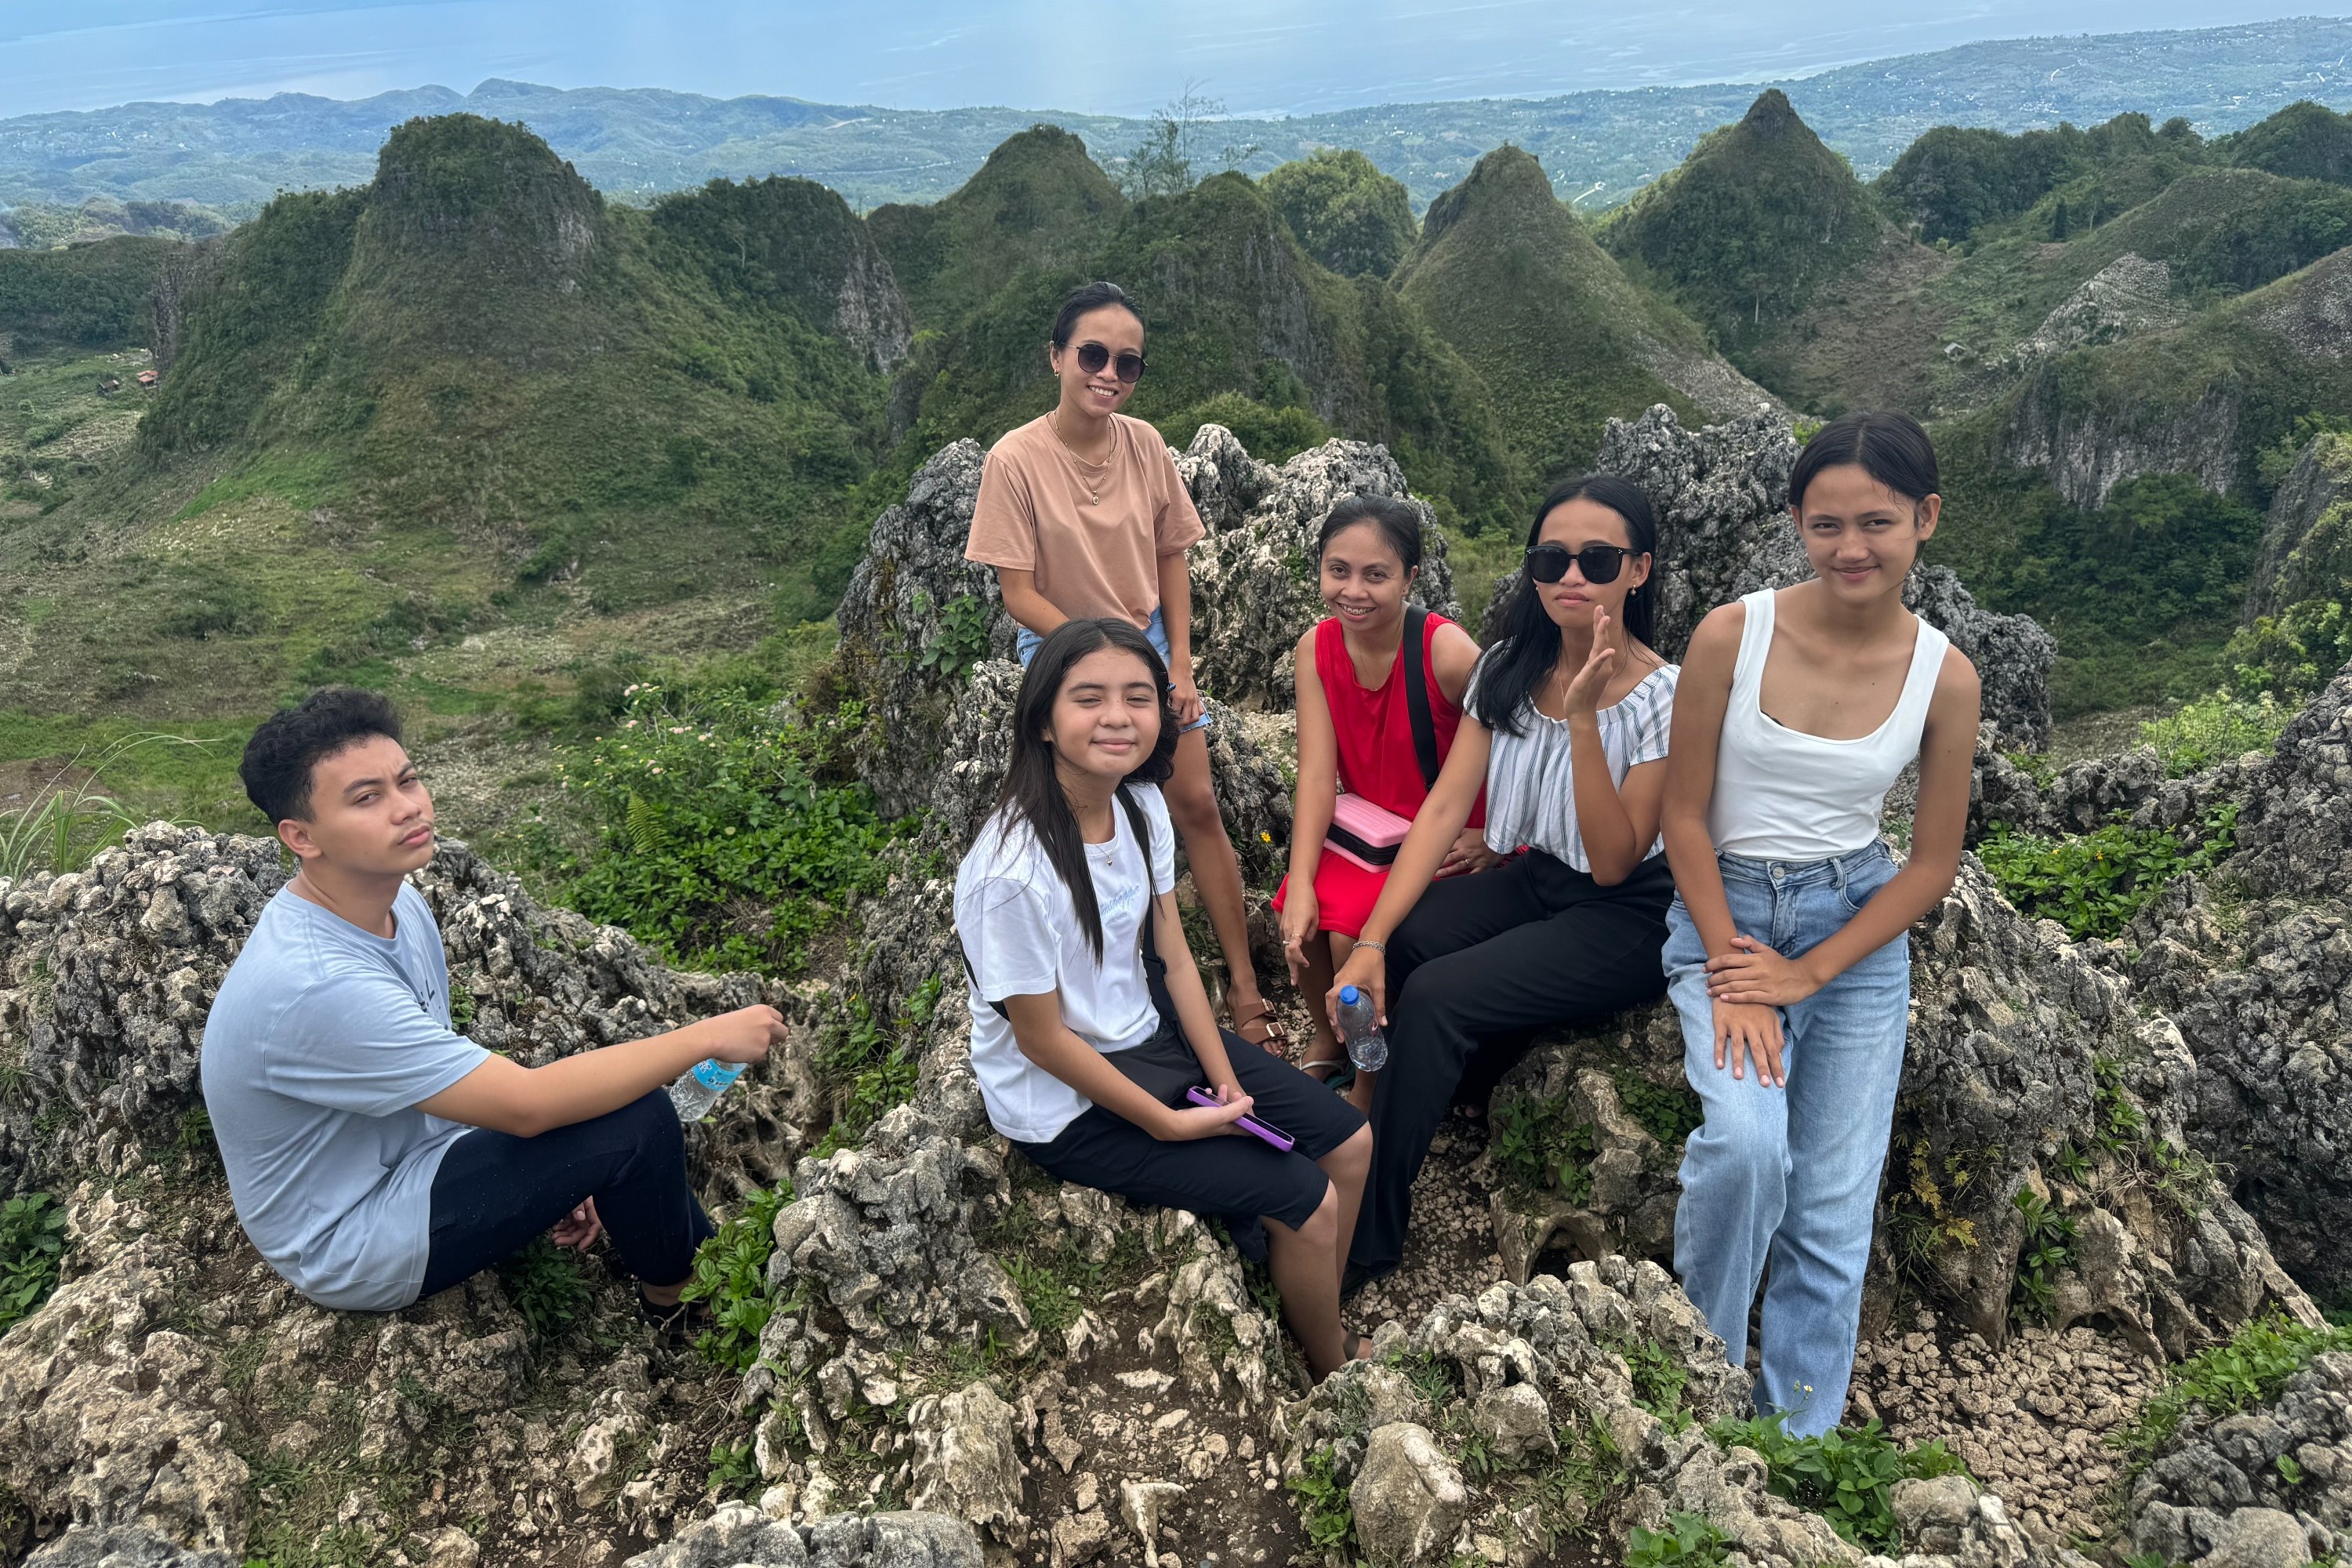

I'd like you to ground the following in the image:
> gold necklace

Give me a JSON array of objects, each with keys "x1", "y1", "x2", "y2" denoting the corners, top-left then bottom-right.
[{"x1": 1050, "y1": 408, "x2": 1112, "y2": 506}]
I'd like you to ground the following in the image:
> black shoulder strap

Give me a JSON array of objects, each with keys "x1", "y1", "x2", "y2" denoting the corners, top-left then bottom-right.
[
  {"x1": 1402, "y1": 605, "x2": 1440, "y2": 790},
  {"x1": 959, "y1": 788, "x2": 1175, "y2": 1028}
]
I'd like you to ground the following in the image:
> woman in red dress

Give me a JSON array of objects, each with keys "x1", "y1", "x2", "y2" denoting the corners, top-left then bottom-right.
[{"x1": 1276, "y1": 497, "x2": 1494, "y2": 1106}]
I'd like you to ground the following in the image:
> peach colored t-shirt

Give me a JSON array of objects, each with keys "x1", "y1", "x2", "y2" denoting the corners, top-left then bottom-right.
[{"x1": 964, "y1": 413, "x2": 1206, "y2": 630}]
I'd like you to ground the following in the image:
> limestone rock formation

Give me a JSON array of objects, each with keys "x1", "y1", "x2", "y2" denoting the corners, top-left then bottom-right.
[
  {"x1": 2247, "y1": 431, "x2": 2352, "y2": 622},
  {"x1": 24, "y1": 1526, "x2": 239, "y2": 1567},
  {"x1": 2009, "y1": 254, "x2": 2187, "y2": 365},
  {"x1": 619, "y1": 1501, "x2": 984, "y2": 1566},
  {"x1": 2128, "y1": 1351, "x2": 2349, "y2": 1567},
  {"x1": 1578, "y1": 405, "x2": 2056, "y2": 750},
  {"x1": 2003, "y1": 367, "x2": 2241, "y2": 512}
]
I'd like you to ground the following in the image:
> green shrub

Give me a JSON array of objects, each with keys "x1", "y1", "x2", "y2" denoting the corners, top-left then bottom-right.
[
  {"x1": 1285, "y1": 1446, "x2": 1358, "y2": 1553},
  {"x1": 2124, "y1": 1313, "x2": 2352, "y2": 1460},
  {"x1": 1625, "y1": 1512, "x2": 1734, "y2": 1568},
  {"x1": 0, "y1": 1192, "x2": 67, "y2": 1337},
  {"x1": 2137, "y1": 692, "x2": 2288, "y2": 776},
  {"x1": 2011, "y1": 1188, "x2": 2078, "y2": 1327},
  {"x1": 1617, "y1": 1337, "x2": 1693, "y2": 1424},
  {"x1": 2229, "y1": 599, "x2": 2352, "y2": 701},
  {"x1": 913, "y1": 594, "x2": 991, "y2": 682},
  {"x1": 810, "y1": 979, "x2": 941, "y2": 1152},
  {"x1": 1490, "y1": 1093, "x2": 1596, "y2": 1203},
  {"x1": 495, "y1": 1236, "x2": 593, "y2": 1345},
  {"x1": 1613, "y1": 1068, "x2": 1703, "y2": 1153},
  {"x1": 557, "y1": 684, "x2": 904, "y2": 975},
  {"x1": 1708, "y1": 1417, "x2": 1969, "y2": 1553},
  {"x1": 1978, "y1": 804, "x2": 2237, "y2": 939},
  {"x1": 680, "y1": 1182, "x2": 793, "y2": 1371},
  {"x1": 706, "y1": 1437, "x2": 760, "y2": 1498}
]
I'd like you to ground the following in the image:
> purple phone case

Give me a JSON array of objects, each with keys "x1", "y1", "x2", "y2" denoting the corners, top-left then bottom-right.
[{"x1": 1187, "y1": 1085, "x2": 1297, "y2": 1152}]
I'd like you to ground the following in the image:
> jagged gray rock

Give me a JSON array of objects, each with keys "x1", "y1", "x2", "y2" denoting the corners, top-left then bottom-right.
[
  {"x1": 2004, "y1": 366, "x2": 2241, "y2": 512},
  {"x1": 2225, "y1": 658, "x2": 2352, "y2": 902},
  {"x1": 619, "y1": 1502, "x2": 984, "y2": 1567},
  {"x1": 1581, "y1": 405, "x2": 2056, "y2": 750},
  {"x1": 1350, "y1": 1423, "x2": 1468, "y2": 1566},
  {"x1": 24, "y1": 1526, "x2": 239, "y2": 1567},
  {"x1": 2009, "y1": 254, "x2": 2186, "y2": 365},
  {"x1": 1186, "y1": 431, "x2": 1459, "y2": 708},
  {"x1": 2247, "y1": 433, "x2": 2352, "y2": 622},
  {"x1": 2128, "y1": 1351, "x2": 2348, "y2": 1566}
]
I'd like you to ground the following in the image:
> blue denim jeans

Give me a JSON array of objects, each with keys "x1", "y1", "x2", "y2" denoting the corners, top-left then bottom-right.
[
  {"x1": 1665, "y1": 841, "x2": 1907, "y2": 1436},
  {"x1": 1014, "y1": 607, "x2": 1212, "y2": 733}
]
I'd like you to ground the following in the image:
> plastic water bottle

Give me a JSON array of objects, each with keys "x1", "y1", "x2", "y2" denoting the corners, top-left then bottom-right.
[
  {"x1": 1336, "y1": 985, "x2": 1388, "y2": 1073},
  {"x1": 667, "y1": 1058, "x2": 747, "y2": 1123}
]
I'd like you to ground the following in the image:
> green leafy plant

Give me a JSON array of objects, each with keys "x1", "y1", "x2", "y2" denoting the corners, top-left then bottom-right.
[
  {"x1": 706, "y1": 1438, "x2": 760, "y2": 1498},
  {"x1": 1979, "y1": 803, "x2": 2238, "y2": 939},
  {"x1": 2136, "y1": 691, "x2": 2286, "y2": 777},
  {"x1": 679, "y1": 1181, "x2": 793, "y2": 1370},
  {"x1": 811, "y1": 978, "x2": 941, "y2": 1150},
  {"x1": 1285, "y1": 1446, "x2": 1358, "y2": 1553},
  {"x1": 1617, "y1": 1337, "x2": 1693, "y2": 1425},
  {"x1": 2123, "y1": 1313, "x2": 2352, "y2": 1461},
  {"x1": 1490, "y1": 1093, "x2": 1596, "y2": 1203},
  {"x1": 1613, "y1": 1068, "x2": 1704, "y2": 1156},
  {"x1": 914, "y1": 594, "x2": 992, "y2": 681},
  {"x1": 1708, "y1": 1417, "x2": 1969, "y2": 1553},
  {"x1": 495, "y1": 1236, "x2": 593, "y2": 1345},
  {"x1": 557, "y1": 685, "x2": 905, "y2": 976},
  {"x1": 0, "y1": 1192, "x2": 68, "y2": 1337},
  {"x1": 1625, "y1": 1512, "x2": 1734, "y2": 1568},
  {"x1": 0, "y1": 735, "x2": 214, "y2": 881},
  {"x1": 2011, "y1": 1188, "x2": 2078, "y2": 1327}
]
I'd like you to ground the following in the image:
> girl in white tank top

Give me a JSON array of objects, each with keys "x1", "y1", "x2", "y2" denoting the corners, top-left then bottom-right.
[{"x1": 1657, "y1": 413, "x2": 1983, "y2": 1438}]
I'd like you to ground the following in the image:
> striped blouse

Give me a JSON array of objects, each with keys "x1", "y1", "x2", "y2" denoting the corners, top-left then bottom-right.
[{"x1": 1468, "y1": 655, "x2": 1680, "y2": 873}]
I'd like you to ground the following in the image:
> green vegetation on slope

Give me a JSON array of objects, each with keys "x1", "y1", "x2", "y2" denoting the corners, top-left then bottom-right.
[
  {"x1": 1396, "y1": 146, "x2": 1708, "y2": 481},
  {"x1": 2220, "y1": 100, "x2": 2352, "y2": 187},
  {"x1": 0, "y1": 235, "x2": 176, "y2": 354},
  {"x1": 1602, "y1": 90, "x2": 1894, "y2": 386},
  {"x1": 1875, "y1": 111, "x2": 2211, "y2": 246},
  {"x1": 867, "y1": 125, "x2": 1125, "y2": 328},
  {"x1": 1260, "y1": 149, "x2": 1418, "y2": 279}
]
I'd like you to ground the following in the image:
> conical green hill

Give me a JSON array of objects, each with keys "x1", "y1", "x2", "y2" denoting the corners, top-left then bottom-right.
[
  {"x1": 868, "y1": 125, "x2": 1126, "y2": 328},
  {"x1": 1394, "y1": 144, "x2": 1765, "y2": 481},
  {"x1": 1261, "y1": 148, "x2": 1417, "y2": 279},
  {"x1": 2224, "y1": 100, "x2": 2352, "y2": 186},
  {"x1": 901, "y1": 168, "x2": 1522, "y2": 532},
  {"x1": 1603, "y1": 89, "x2": 1896, "y2": 384}
]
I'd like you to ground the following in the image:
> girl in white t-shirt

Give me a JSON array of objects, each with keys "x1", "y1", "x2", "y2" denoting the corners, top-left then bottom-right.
[{"x1": 955, "y1": 617, "x2": 1373, "y2": 1380}]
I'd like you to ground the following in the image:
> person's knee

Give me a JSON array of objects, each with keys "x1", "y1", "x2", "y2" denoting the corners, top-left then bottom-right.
[
  {"x1": 616, "y1": 1088, "x2": 685, "y2": 1158},
  {"x1": 1690, "y1": 1113, "x2": 1785, "y2": 1193},
  {"x1": 1290, "y1": 1181, "x2": 1340, "y2": 1247},
  {"x1": 1164, "y1": 771, "x2": 1222, "y2": 835},
  {"x1": 1326, "y1": 1124, "x2": 1372, "y2": 1179}
]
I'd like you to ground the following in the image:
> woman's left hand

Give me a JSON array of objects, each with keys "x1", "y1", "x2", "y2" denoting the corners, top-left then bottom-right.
[
  {"x1": 550, "y1": 1197, "x2": 602, "y2": 1251},
  {"x1": 1434, "y1": 827, "x2": 1504, "y2": 879},
  {"x1": 1704, "y1": 936, "x2": 1822, "y2": 1007},
  {"x1": 1169, "y1": 675, "x2": 1206, "y2": 728}
]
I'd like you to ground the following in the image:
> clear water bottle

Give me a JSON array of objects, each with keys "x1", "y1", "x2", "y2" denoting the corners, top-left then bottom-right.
[
  {"x1": 667, "y1": 1058, "x2": 747, "y2": 1123},
  {"x1": 1336, "y1": 985, "x2": 1388, "y2": 1073}
]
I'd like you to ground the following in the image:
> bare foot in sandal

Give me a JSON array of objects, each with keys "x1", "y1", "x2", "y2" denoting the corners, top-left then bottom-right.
[{"x1": 1231, "y1": 996, "x2": 1290, "y2": 1056}]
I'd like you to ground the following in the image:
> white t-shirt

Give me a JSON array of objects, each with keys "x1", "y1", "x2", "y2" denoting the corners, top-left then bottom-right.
[{"x1": 954, "y1": 786, "x2": 1176, "y2": 1143}]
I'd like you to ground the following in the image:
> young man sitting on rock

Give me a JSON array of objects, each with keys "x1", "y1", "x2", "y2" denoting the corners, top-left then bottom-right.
[{"x1": 201, "y1": 687, "x2": 788, "y2": 1322}]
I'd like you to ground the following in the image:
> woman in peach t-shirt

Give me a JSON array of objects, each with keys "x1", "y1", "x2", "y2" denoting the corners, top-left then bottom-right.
[{"x1": 964, "y1": 281, "x2": 1281, "y2": 1051}]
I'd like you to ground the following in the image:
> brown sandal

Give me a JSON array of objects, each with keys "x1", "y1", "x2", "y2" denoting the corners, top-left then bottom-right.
[{"x1": 1231, "y1": 999, "x2": 1290, "y2": 1054}]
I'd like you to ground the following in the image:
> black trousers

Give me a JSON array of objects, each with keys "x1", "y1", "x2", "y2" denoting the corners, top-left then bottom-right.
[
  {"x1": 418, "y1": 1089, "x2": 715, "y2": 1300},
  {"x1": 1348, "y1": 850, "x2": 1675, "y2": 1279}
]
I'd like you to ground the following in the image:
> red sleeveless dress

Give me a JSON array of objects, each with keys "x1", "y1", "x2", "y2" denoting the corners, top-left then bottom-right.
[{"x1": 1272, "y1": 613, "x2": 1486, "y2": 938}]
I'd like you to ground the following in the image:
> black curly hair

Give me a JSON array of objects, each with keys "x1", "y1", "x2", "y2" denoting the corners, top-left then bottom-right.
[{"x1": 240, "y1": 687, "x2": 406, "y2": 825}]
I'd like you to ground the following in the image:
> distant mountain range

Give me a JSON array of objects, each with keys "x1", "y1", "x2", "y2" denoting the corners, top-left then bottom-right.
[{"x1": 3, "y1": 16, "x2": 2350, "y2": 219}]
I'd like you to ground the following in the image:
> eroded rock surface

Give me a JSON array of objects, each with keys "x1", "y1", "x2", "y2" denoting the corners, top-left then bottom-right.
[{"x1": 2129, "y1": 1351, "x2": 2350, "y2": 1567}]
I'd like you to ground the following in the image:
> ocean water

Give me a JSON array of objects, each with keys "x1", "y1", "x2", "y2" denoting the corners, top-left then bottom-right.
[{"x1": 8, "y1": 0, "x2": 2332, "y2": 119}]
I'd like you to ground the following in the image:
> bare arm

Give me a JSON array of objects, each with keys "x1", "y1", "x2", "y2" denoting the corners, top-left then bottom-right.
[
  {"x1": 1156, "y1": 550, "x2": 1203, "y2": 724},
  {"x1": 1327, "y1": 717, "x2": 1494, "y2": 1025},
  {"x1": 996, "y1": 568, "x2": 1067, "y2": 639},
  {"x1": 1708, "y1": 648, "x2": 1982, "y2": 999},
  {"x1": 419, "y1": 1006, "x2": 787, "y2": 1138},
  {"x1": 1285, "y1": 628, "x2": 1338, "y2": 902},
  {"x1": 1429, "y1": 619, "x2": 1481, "y2": 707},
  {"x1": 1152, "y1": 888, "x2": 1243, "y2": 1098},
  {"x1": 1660, "y1": 605, "x2": 1745, "y2": 961}
]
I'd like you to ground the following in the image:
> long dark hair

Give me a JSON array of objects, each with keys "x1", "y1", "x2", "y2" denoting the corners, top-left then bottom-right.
[
  {"x1": 1790, "y1": 412, "x2": 1939, "y2": 510},
  {"x1": 1468, "y1": 474, "x2": 1661, "y2": 737},
  {"x1": 993, "y1": 617, "x2": 1179, "y2": 961},
  {"x1": 1051, "y1": 281, "x2": 1142, "y2": 348},
  {"x1": 1317, "y1": 495, "x2": 1423, "y2": 573}
]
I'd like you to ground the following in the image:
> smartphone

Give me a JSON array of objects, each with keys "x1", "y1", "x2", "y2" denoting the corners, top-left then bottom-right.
[{"x1": 1186, "y1": 1085, "x2": 1296, "y2": 1152}]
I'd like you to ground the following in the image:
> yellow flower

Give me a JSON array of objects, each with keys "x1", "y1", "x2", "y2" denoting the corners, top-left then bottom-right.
[{"x1": 1259, "y1": 831, "x2": 1272, "y2": 843}]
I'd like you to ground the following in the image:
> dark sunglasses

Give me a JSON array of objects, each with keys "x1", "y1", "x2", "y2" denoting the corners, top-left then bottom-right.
[
  {"x1": 1526, "y1": 542, "x2": 1639, "y2": 585},
  {"x1": 1071, "y1": 340, "x2": 1147, "y2": 384}
]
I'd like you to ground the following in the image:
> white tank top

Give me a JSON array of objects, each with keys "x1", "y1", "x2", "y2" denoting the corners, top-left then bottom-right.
[{"x1": 1708, "y1": 588, "x2": 1951, "y2": 861}]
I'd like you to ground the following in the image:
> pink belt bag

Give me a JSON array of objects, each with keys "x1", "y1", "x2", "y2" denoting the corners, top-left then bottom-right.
[{"x1": 1326, "y1": 793, "x2": 1413, "y2": 871}]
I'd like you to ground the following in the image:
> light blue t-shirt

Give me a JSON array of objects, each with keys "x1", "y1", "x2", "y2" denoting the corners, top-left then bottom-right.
[{"x1": 201, "y1": 883, "x2": 490, "y2": 1310}]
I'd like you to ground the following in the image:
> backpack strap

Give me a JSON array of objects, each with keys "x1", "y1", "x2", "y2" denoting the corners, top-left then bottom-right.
[
  {"x1": 959, "y1": 786, "x2": 1178, "y2": 1031},
  {"x1": 1401, "y1": 605, "x2": 1440, "y2": 790}
]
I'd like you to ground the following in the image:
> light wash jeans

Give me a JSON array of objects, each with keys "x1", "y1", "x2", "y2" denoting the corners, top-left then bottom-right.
[
  {"x1": 1014, "y1": 607, "x2": 1213, "y2": 733},
  {"x1": 1666, "y1": 840, "x2": 1908, "y2": 1436}
]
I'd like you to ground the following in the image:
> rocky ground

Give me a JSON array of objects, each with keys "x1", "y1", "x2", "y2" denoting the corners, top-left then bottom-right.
[{"x1": 2, "y1": 413, "x2": 2347, "y2": 1568}]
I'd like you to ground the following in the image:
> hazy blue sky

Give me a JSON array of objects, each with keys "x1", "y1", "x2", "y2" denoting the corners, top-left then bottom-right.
[{"x1": 9, "y1": 1, "x2": 2340, "y2": 119}]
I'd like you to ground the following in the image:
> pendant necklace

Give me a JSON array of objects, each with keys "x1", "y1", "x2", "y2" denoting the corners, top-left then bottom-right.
[{"x1": 1051, "y1": 408, "x2": 1110, "y2": 506}]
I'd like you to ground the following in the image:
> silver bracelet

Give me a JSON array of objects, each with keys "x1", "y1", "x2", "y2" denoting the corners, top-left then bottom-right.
[{"x1": 1355, "y1": 938, "x2": 1388, "y2": 956}]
